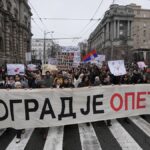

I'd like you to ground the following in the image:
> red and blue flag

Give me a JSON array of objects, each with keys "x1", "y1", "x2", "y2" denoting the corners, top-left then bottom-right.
[{"x1": 82, "y1": 49, "x2": 97, "y2": 62}]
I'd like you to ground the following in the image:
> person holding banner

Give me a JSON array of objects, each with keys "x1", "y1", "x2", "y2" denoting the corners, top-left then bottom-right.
[
  {"x1": 68, "y1": 78, "x2": 75, "y2": 88},
  {"x1": 60, "y1": 77, "x2": 74, "y2": 88},
  {"x1": 14, "y1": 74, "x2": 28, "y2": 88},
  {"x1": 44, "y1": 71, "x2": 54, "y2": 88},
  {"x1": 93, "y1": 76, "x2": 112, "y2": 126},
  {"x1": 93, "y1": 76, "x2": 101, "y2": 86},
  {"x1": 145, "y1": 69, "x2": 150, "y2": 83},
  {"x1": 14, "y1": 81, "x2": 25, "y2": 143},
  {"x1": 2, "y1": 76, "x2": 14, "y2": 89},
  {"x1": 78, "y1": 75, "x2": 91, "y2": 126},
  {"x1": 53, "y1": 78, "x2": 62, "y2": 88}
]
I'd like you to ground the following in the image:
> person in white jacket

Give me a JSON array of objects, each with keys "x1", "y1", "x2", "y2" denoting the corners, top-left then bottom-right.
[{"x1": 74, "y1": 73, "x2": 84, "y2": 88}]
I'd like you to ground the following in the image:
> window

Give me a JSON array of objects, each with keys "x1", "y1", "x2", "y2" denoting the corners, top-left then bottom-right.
[
  {"x1": 0, "y1": 37, "x2": 3, "y2": 52},
  {"x1": 0, "y1": 0, "x2": 4, "y2": 8},
  {"x1": 137, "y1": 10, "x2": 140, "y2": 15},
  {"x1": 14, "y1": 8, "x2": 18, "y2": 19},
  {"x1": 143, "y1": 23, "x2": 146, "y2": 28},
  {"x1": 143, "y1": 30, "x2": 146, "y2": 37},
  {"x1": 120, "y1": 23, "x2": 123, "y2": 27},
  {"x1": 120, "y1": 30, "x2": 123, "y2": 35},
  {"x1": 6, "y1": 0, "x2": 12, "y2": 11},
  {"x1": 24, "y1": 16, "x2": 28, "y2": 26}
]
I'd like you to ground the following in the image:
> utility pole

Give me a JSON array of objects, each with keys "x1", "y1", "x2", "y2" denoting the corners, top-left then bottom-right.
[
  {"x1": 43, "y1": 31, "x2": 54, "y2": 64},
  {"x1": 43, "y1": 31, "x2": 46, "y2": 64}
]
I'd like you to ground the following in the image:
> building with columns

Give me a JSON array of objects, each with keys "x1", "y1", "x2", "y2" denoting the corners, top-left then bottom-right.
[
  {"x1": 0, "y1": 0, "x2": 32, "y2": 65},
  {"x1": 88, "y1": 4, "x2": 150, "y2": 63},
  {"x1": 130, "y1": 4, "x2": 150, "y2": 64}
]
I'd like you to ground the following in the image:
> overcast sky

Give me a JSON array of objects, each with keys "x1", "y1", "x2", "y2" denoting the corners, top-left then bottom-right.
[{"x1": 29, "y1": 0, "x2": 150, "y2": 46}]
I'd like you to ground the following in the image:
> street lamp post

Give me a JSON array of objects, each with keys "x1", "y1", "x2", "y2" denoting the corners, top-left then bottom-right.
[
  {"x1": 43, "y1": 31, "x2": 46, "y2": 64},
  {"x1": 43, "y1": 31, "x2": 54, "y2": 64}
]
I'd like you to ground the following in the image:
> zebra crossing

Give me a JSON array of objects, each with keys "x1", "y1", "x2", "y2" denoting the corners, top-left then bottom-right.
[{"x1": 0, "y1": 116, "x2": 150, "y2": 150}]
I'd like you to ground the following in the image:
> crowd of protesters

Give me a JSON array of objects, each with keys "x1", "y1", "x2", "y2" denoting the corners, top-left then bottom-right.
[
  {"x1": 0, "y1": 62, "x2": 150, "y2": 143},
  {"x1": 0, "y1": 62, "x2": 150, "y2": 90}
]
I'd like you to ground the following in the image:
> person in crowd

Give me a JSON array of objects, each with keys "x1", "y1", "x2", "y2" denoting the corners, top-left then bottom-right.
[
  {"x1": 2, "y1": 76, "x2": 12, "y2": 89},
  {"x1": 60, "y1": 77, "x2": 74, "y2": 88},
  {"x1": 78, "y1": 75, "x2": 91, "y2": 87},
  {"x1": 121, "y1": 75, "x2": 130, "y2": 84},
  {"x1": 35, "y1": 74, "x2": 44, "y2": 88},
  {"x1": 78, "y1": 75, "x2": 91, "y2": 126},
  {"x1": 26, "y1": 71, "x2": 36, "y2": 88},
  {"x1": 93, "y1": 76, "x2": 101, "y2": 86},
  {"x1": 14, "y1": 74, "x2": 28, "y2": 88},
  {"x1": 14, "y1": 81, "x2": 25, "y2": 143},
  {"x1": 74, "y1": 73, "x2": 84, "y2": 88},
  {"x1": 68, "y1": 78, "x2": 75, "y2": 88},
  {"x1": 9, "y1": 76, "x2": 15, "y2": 88},
  {"x1": 130, "y1": 70, "x2": 142, "y2": 84},
  {"x1": 144, "y1": 68, "x2": 150, "y2": 83},
  {"x1": 44, "y1": 71, "x2": 54, "y2": 88},
  {"x1": 53, "y1": 79, "x2": 62, "y2": 88},
  {"x1": 54, "y1": 72, "x2": 64, "y2": 86}
]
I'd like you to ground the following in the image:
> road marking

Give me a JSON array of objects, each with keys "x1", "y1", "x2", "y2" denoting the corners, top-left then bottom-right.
[
  {"x1": 0, "y1": 129, "x2": 6, "y2": 136},
  {"x1": 43, "y1": 126, "x2": 64, "y2": 150},
  {"x1": 6, "y1": 129, "x2": 34, "y2": 150},
  {"x1": 78, "y1": 123, "x2": 102, "y2": 150},
  {"x1": 109, "y1": 120, "x2": 142, "y2": 150},
  {"x1": 129, "y1": 116, "x2": 150, "y2": 137}
]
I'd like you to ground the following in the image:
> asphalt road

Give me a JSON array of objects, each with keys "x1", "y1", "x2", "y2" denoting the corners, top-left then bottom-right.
[{"x1": 0, "y1": 116, "x2": 150, "y2": 150}]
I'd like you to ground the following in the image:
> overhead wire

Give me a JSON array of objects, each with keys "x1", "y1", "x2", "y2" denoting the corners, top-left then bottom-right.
[
  {"x1": 32, "y1": 18, "x2": 100, "y2": 21},
  {"x1": 31, "y1": 18, "x2": 43, "y2": 33},
  {"x1": 28, "y1": 1, "x2": 49, "y2": 31},
  {"x1": 72, "y1": 0, "x2": 104, "y2": 44},
  {"x1": 77, "y1": 0, "x2": 104, "y2": 35}
]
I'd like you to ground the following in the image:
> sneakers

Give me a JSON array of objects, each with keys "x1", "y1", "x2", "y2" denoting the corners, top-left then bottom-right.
[
  {"x1": 106, "y1": 120, "x2": 112, "y2": 127},
  {"x1": 16, "y1": 138, "x2": 21, "y2": 143},
  {"x1": 107, "y1": 122, "x2": 112, "y2": 127},
  {"x1": 86, "y1": 123, "x2": 90, "y2": 126},
  {"x1": 22, "y1": 129, "x2": 25, "y2": 134}
]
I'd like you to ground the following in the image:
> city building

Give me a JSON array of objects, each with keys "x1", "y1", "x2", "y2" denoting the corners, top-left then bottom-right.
[
  {"x1": 129, "y1": 4, "x2": 150, "y2": 64},
  {"x1": 31, "y1": 38, "x2": 59, "y2": 64},
  {"x1": 78, "y1": 40, "x2": 88, "y2": 58},
  {"x1": 88, "y1": 4, "x2": 150, "y2": 64},
  {"x1": 0, "y1": 0, "x2": 32, "y2": 64}
]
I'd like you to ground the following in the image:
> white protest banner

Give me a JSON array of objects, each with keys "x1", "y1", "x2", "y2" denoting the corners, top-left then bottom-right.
[
  {"x1": 73, "y1": 51, "x2": 81, "y2": 67},
  {"x1": 7, "y1": 64, "x2": 25, "y2": 75},
  {"x1": 137, "y1": 61, "x2": 147, "y2": 69},
  {"x1": 97, "y1": 55, "x2": 105, "y2": 62},
  {"x1": 42, "y1": 64, "x2": 58, "y2": 75},
  {"x1": 48, "y1": 58, "x2": 58, "y2": 65},
  {"x1": 0, "y1": 84, "x2": 150, "y2": 129},
  {"x1": 27, "y1": 64, "x2": 37, "y2": 71},
  {"x1": 108, "y1": 60, "x2": 127, "y2": 76}
]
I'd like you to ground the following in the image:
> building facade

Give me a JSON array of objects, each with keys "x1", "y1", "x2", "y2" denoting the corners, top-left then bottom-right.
[
  {"x1": 78, "y1": 40, "x2": 88, "y2": 58},
  {"x1": 31, "y1": 38, "x2": 59, "y2": 64},
  {"x1": 88, "y1": 4, "x2": 150, "y2": 63},
  {"x1": 0, "y1": 0, "x2": 32, "y2": 64},
  {"x1": 130, "y1": 4, "x2": 150, "y2": 64}
]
